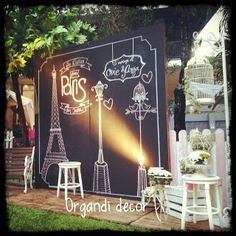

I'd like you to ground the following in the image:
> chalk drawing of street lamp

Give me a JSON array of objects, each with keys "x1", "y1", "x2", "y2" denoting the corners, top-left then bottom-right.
[
  {"x1": 91, "y1": 81, "x2": 111, "y2": 194},
  {"x1": 125, "y1": 82, "x2": 157, "y2": 196}
]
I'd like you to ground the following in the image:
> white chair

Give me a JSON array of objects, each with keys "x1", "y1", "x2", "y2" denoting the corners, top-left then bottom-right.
[
  {"x1": 57, "y1": 161, "x2": 84, "y2": 200},
  {"x1": 24, "y1": 146, "x2": 35, "y2": 193}
]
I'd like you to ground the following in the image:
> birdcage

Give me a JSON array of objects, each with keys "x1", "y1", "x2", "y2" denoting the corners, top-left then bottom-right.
[
  {"x1": 132, "y1": 82, "x2": 147, "y2": 102},
  {"x1": 184, "y1": 56, "x2": 219, "y2": 105}
]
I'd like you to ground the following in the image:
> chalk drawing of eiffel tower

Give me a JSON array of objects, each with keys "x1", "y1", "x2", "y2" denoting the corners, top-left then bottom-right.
[{"x1": 41, "y1": 65, "x2": 69, "y2": 184}]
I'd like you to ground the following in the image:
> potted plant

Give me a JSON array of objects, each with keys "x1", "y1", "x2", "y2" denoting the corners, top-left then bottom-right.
[
  {"x1": 187, "y1": 150, "x2": 210, "y2": 166},
  {"x1": 186, "y1": 150, "x2": 211, "y2": 177},
  {"x1": 186, "y1": 129, "x2": 213, "y2": 177},
  {"x1": 143, "y1": 167, "x2": 172, "y2": 222}
]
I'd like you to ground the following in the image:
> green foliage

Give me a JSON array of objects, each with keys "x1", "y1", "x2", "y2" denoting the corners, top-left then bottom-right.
[
  {"x1": 7, "y1": 205, "x2": 151, "y2": 232},
  {"x1": 4, "y1": 5, "x2": 97, "y2": 77},
  {"x1": 168, "y1": 96, "x2": 175, "y2": 116},
  {"x1": 219, "y1": 6, "x2": 231, "y2": 36},
  {"x1": 7, "y1": 49, "x2": 27, "y2": 73},
  {"x1": 80, "y1": 5, "x2": 156, "y2": 38},
  {"x1": 207, "y1": 54, "x2": 223, "y2": 85},
  {"x1": 199, "y1": 153, "x2": 210, "y2": 159}
]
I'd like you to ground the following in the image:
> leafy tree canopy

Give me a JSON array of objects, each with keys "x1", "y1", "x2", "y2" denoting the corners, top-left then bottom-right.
[
  {"x1": 80, "y1": 5, "x2": 156, "y2": 38},
  {"x1": 4, "y1": 5, "x2": 97, "y2": 77}
]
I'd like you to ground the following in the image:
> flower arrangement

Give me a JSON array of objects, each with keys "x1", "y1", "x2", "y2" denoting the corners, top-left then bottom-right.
[
  {"x1": 189, "y1": 129, "x2": 214, "y2": 152},
  {"x1": 187, "y1": 150, "x2": 210, "y2": 166},
  {"x1": 148, "y1": 167, "x2": 172, "y2": 185}
]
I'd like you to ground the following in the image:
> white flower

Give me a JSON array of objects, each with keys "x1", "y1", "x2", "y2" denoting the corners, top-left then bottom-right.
[
  {"x1": 143, "y1": 186, "x2": 158, "y2": 197},
  {"x1": 148, "y1": 167, "x2": 172, "y2": 177},
  {"x1": 187, "y1": 150, "x2": 210, "y2": 165}
]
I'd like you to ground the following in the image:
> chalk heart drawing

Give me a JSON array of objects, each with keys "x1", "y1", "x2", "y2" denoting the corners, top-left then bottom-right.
[
  {"x1": 141, "y1": 71, "x2": 153, "y2": 84},
  {"x1": 103, "y1": 98, "x2": 113, "y2": 110}
]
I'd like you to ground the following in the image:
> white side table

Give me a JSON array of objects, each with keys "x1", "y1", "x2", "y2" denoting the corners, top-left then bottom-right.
[
  {"x1": 57, "y1": 161, "x2": 84, "y2": 200},
  {"x1": 181, "y1": 174, "x2": 223, "y2": 230}
]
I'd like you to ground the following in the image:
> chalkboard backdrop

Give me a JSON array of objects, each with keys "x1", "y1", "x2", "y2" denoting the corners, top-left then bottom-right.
[{"x1": 35, "y1": 24, "x2": 169, "y2": 197}]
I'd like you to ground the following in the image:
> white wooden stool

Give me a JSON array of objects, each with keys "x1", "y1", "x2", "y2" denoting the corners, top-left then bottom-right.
[
  {"x1": 57, "y1": 161, "x2": 84, "y2": 200},
  {"x1": 181, "y1": 174, "x2": 223, "y2": 230}
]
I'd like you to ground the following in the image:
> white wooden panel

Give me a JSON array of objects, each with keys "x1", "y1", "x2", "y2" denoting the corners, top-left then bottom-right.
[
  {"x1": 169, "y1": 130, "x2": 178, "y2": 185},
  {"x1": 215, "y1": 128, "x2": 227, "y2": 208},
  {"x1": 179, "y1": 130, "x2": 188, "y2": 158},
  {"x1": 202, "y1": 129, "x2": 211, "y2": 135},
  {"x1": 167, "y1": 209, "x2": 207, "y2": 221}
]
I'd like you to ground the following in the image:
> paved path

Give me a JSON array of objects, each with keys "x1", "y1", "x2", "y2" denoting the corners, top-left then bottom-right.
[{"x1": 6, "y1": 185, "x2": 222, "y2": 231}]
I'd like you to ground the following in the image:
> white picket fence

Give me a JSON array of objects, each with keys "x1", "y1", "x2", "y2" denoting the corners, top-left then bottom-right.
[{"x1": 168, "y1": 129, "x2": 231, "y2": 225}]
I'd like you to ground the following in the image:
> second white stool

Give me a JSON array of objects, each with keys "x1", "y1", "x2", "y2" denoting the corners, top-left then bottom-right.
[
  {"x1": 57, "y1": 161, "x2": 84, "y2": 200},
  {"x1": 181, "y1": 174, "x2": 223, "y2": 231}
]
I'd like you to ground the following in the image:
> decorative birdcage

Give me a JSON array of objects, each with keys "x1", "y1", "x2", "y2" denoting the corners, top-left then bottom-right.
[
  {"x1": 184, "y1": 56, "x2": 221, "y2": 106},
  {"x1": 132, "y1": 82, "x2": 148, "y2": 102}
]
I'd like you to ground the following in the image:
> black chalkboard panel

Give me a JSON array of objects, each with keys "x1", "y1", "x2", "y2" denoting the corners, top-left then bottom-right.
[{"x1": 35, "y1": 24, "x2": 169, "y2": 197}]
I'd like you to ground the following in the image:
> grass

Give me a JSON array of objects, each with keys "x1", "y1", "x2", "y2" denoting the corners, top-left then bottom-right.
[{"x1": 7, "y1": 205, "x2": 152, "y2": 232}]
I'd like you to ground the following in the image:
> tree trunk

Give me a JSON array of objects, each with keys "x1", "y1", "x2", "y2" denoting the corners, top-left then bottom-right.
[
  {"x1": 174, "y1": 66, "x2": 186, "y2": 140},
  {"x1": 174, "y1": 12, "x2": 192, "y2": 140},
  {"x1": 11, "y1": 72, "x2": 30, "y2": 146}
]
